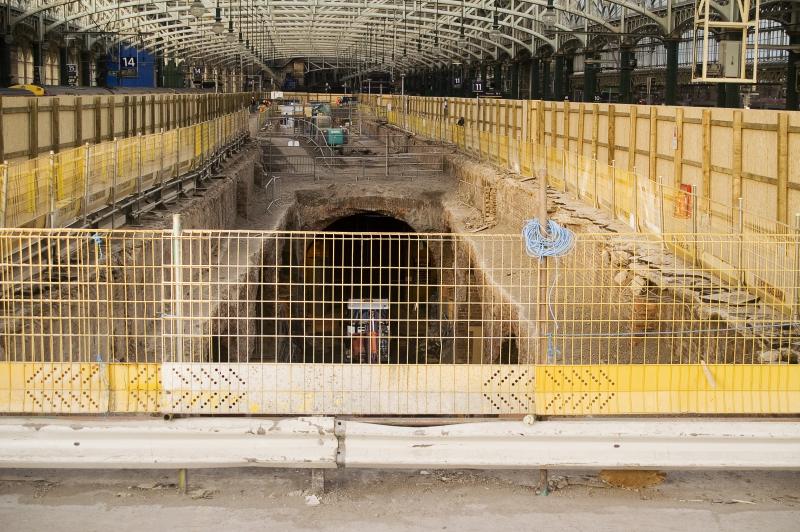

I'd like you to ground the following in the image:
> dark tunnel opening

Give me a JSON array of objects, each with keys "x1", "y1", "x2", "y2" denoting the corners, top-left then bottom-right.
[{"x1": 258, "y1": 212, "x2": 459, "y2": 364}]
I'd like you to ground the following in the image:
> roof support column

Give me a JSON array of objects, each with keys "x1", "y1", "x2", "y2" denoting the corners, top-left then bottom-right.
[
  {"x1": 530, "y1": 57, "x2": 541, "y2": 100},
  {"x1": 619, "y1": 44, "x2": 634, "y2": 104},
  {"x1": 59, "y1": 45, "x2": 69, "y2": 86},
  {"x1": 80, "y1": 50, "x2": 91, "y2": 87},
  {"x1": 541, "y1": 58, "x2": 551, "y2": 100},
  {"x1": 554, "y1": 54, "x2": 565, "y2": 100},
  {"x1": 493, "y1": 61, "x2": 502, "y2": 96},
  {"x1": 510, "y1": 60, "x2": 520, "y2": 100},
  {"x1": 0, "y1": 34, "x2": 11, "y2": 87},
  {"x1": 583, "y1": 54, "x2": 596, "y2": 102},
  {"x1": 32, "y1": 41, "x2": 43, "y2": 85},
  {"x1": 664, "y1": 38, "x2": 679, "y2": 106},
  {"x1": 787, "y1": 31, "x2": 800, "y2": 110}
]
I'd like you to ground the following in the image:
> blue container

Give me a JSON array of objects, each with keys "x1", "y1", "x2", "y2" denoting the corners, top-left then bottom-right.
[{"x1": 325, "y1": 128, "x2": 345, "y2": 146}]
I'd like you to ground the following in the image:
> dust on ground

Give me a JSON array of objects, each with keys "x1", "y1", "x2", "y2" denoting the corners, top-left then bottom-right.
[{"x1": 0, "y1": 468, "x2": 797, "y2": 531}]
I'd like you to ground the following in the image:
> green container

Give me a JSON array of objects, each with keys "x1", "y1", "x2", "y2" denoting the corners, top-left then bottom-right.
[{"x1": 325, "y1": 128, "x2": 345, "y2": 146}]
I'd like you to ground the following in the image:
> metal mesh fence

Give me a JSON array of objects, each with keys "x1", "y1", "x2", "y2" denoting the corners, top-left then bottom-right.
[{"x1": 0, "y1": 229, "x2": 797, "y2": 415}]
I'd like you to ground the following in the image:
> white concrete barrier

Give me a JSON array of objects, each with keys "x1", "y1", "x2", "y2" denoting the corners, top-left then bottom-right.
[
  {"x1": 0, "y1": 417, "x2": 338, "y2": 469},
  {"x1": 0, "y1": 417, "x2": 797, "y2": 470},
  {"x1": 338, "y1": 419, "x2": 800, "y2": 470}
]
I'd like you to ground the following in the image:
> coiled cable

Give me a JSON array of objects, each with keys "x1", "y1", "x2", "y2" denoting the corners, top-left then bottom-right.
[{"x1": 521, "y1": 219, "x2": 575, "y2": 259}]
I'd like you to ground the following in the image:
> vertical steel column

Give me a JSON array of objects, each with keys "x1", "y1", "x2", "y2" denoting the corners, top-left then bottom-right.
[
  {"x1": 530, "y1": 57, "x2": 541, "y2": 100},
  {"x1": 664, "y1": 39, "x2": 679, "y2": 106}
]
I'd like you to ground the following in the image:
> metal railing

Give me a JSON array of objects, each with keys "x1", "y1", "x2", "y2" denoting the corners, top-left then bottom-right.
[
  {"x1": 260, "y1": 137, "x2": 447, "y2": 182},
  {"x1": 0, "y1": 229, "x2": 797, "y2": 416},
  {"x1": 0, "y1": 109, "x2": 251, "y2": 229}
]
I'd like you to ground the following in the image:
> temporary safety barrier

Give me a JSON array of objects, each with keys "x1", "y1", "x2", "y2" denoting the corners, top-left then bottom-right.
[
  {"x1": 375, "y1": 104, "x2": 799, "y2": 315},
  {"x1": 0, "y1": 109, "x2": 250, "y2": 229},
  {"x1": 0, "y1": 229, "x2": 797, "y2": 416}
]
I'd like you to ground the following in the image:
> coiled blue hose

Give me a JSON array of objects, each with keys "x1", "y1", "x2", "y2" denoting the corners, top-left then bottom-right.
[
  {"x1": 522, "y1": 218, "x2": 575, "y2": 362},
  {"x1": 521, "y1": 219, "x2": 575, "y2": 259}
]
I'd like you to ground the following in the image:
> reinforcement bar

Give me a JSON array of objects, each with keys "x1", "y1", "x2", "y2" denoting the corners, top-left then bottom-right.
[{"x1": 0, "y1": 417, "x2": 797, "y2": 470}]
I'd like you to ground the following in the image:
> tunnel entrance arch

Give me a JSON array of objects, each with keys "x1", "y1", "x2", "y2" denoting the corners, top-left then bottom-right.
[{"x1": 275, "y1": 212, "x2": 453, "y2": 364}]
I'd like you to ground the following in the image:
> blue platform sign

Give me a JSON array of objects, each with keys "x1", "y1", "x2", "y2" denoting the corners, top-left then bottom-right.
[
  {"x1": 119, "y1": 52, "x2": 138, "y2": 77},
  {"x1": 472, "y1": 80, "x2": 483, "y2": 93}
]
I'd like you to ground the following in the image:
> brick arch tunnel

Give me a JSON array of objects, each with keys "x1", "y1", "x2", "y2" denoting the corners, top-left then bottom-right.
[{"x1": 255, "y1": 211, "x2": 460, "y2": 365}]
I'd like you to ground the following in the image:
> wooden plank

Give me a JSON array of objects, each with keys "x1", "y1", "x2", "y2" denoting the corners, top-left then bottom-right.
[
  {"x1": 28, "y1": 99, "x2": 38, "y2": 159},
  {"x1": 608, "y1": 104, "x2": 616, "y2": 165},
  {"x1": 123, "y1": 96, "x2": 130, "y2": 138},
  {"x1": 591, "y1": 103, "x2": 599, "y2": 158},
  {"x1": 577, "y1": 103, "x2": 585, "y2": 158},
  {"x1": 627, "y1": 105, "x2": 637, "y2": 172},
  {"x1": 93, "y1": 96, "x2": 101, "y2": 144},
  {"x1": 131, "y1": 96, "x2": 138, "y2": 137},
  {"x1": 649, "y1": 106, "x2": 657, "y2": 181},
  {"x1": 777, "y1": 112, "x2": 789, "y2": 225},
  {"x1": 51, "y1": 98, "x2": 60, "y2": 153},
  {"x1": 75, "y1": 97, "x2": 83, "y2": 147},
  {"x1": 673, "y1": 107, "x2": 683, "y2": 188},
  {"x1": 563, "y1": 100, "x2": 570, "y2": 149},
  {"x1": 702, "y1": 109, "x2": 711, "y2": 212},
  {"x1": 732, "y1": 110, "x2": 743, "y2": 205},
  {"x1": 0, "y1": 96, "x2": 4, "y2": 162},
  {"x1": 108, "y1": 96, "x2": 115, "y2": 140}
]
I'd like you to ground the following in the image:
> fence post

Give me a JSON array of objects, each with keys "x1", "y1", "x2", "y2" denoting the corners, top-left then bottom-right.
[
  {"x1": 737, "y1": 196, "x2": 745, "y2": 287},
  {"x1": 692, "y1": 184, "x2": 699, "y2": 267},
  {"x1": 536, "y1": 147, "x2": 550, "y2": 367},
  {"x1": 159, "y1": 128, "x2": 165, "y2": 186},
  {"x1": 136, "y1": 133, "x2": 143, "y2": 216},
  {"x1": 82, "y1": 143, "x2": 91, "y2": 226},
  {"x1": 562, "y1": 148, "x2": 567, "y2": 193},
  {"x1": 610, "y1": 160, "x2": 617, "y2": 220},
  {"x1": 111, "y1": 138, "x2": 118, "y2": 229},
  {"x1": 592, "y1": 153, "x2": 599, "y2": 209},
  {"x1": 794, "y1": 213, "x2": 800, "y2": 319},
  {"x1": 48, "y1": 150, "x2": 57, "y2": 228},
  {"x1": 0, "y1": 161, "x2": 8, "y2": 227},
  {"x1": 658, "y1": 176, "x2": 666, "y2": 242},
  {"x1": 632, "y1": 166, "x2": 639, "y2": 231},
  {"x1": 175, "y1": 128, "x2": 181, "y2": 178},
  {"x1": 171, "y1": 213, "x2": 184, "y2": 363}
]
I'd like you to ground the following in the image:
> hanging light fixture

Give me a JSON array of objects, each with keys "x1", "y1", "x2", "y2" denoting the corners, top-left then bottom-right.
[
  {"x1": 490, "y1": 0, "x2": 502, "y2": 42},
  {"x1": 226, "y1": 18, "x2": 236, "y2": 42},
  {"x1": 542, "y1": 0, "x2": 557, "y2": 26},
  {"x1": 189, "y1": 0, "x2": 206, "y2": 18},
  {"x1": 238, "y1": 0, "x2": 243, "y2": 42},
  {"x1": 211, "y1": 0, "x2": 224, "y2": 34}
]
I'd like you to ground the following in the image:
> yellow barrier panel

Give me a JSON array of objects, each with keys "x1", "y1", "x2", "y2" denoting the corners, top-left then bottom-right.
[
  {"x1": 0, "y1": 109, "x2": 248, "y2": 229},
  {"x1": 1, "y1": 361, "x2": 798, "y2": 416},
  {"x1": 535, "y1": 364, "x2": 800, "y2": 415}
]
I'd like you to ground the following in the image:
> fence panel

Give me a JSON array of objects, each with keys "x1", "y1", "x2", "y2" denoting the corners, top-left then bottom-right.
[
  {"x1": 0, "y1": 229, "x2": 797, "y2": 416},
  {"x1": 1, "y1": 109, "x2": 249, "y2": 230}
]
